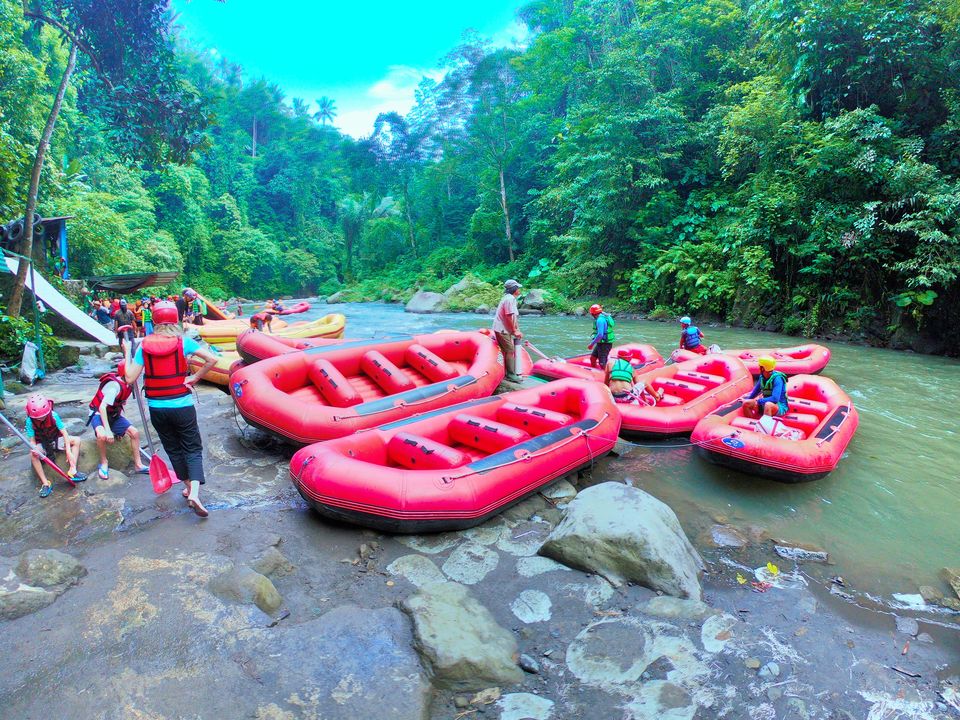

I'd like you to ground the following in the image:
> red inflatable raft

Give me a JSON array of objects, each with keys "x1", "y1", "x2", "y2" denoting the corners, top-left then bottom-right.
[
  {"x1": 691, "y1": 375, "x2": 858, "y2": 482},
  {"x1": 235, "y1": 329, "x2": 339, "y2": 364},
  {"x1": 276, "y1": 301, "x2": 311, "y2": 316},
  {"x1": 618, "y1": 354, "x2": 753, "y2": 437},
  {"x1": 231, "y1": 332, "x2": 503, "y2": 444},
  {"x1": 289, "y1": 378, "x2": 621, "y2": 532},
  {"x1": 673, "y1": 344, "x2": 831, "y2": 376},
  {"x1": 531, "y1": 343, "x2": 664, "y2": 382}
]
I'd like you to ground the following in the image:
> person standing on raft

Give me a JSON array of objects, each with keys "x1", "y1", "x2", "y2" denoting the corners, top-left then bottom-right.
[
  {"x1": 24, "y1": 394, "x2": 87, "y2": 498},
  {"x1": 124, "y1": 301, "x2": 218, "y2": 517},
  {"x1": 604, "y1": 349, "x2": 663, "y2": 405},
  {"x1": 742, "y1": 356, "x2": 789, "y2": 418},
  {"x1": 678, "y1": 316, "x2": 706, "y2": 355},
  {"x1": 89, "y1": 360, "x2": 149, "y2": 479},
  {"x1": 587, "y1": 304, "x2": 616, "y2": 368},
  {"x1": 493, "y1": 279, "x2": 524, "y2": 383}
]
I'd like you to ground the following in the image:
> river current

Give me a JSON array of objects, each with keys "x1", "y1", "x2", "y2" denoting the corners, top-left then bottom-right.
[{"x1": 280, "y1": 300, "x2": 959, "y2": 599}]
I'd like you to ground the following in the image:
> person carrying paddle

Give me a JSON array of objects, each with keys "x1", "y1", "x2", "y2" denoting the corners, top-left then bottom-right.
[
  {"x1": 89, "y1": 360, "x2": 149, "y2": 479},
  {"x1": 678, "y1": 316, "x2": 707, "y2": 355},
  {"x1": 24, "y1": 394, "x2": 87, "y2": 498},
  {"x1": 124, "y1": 301, "x2": 218, "y2": 517},
  {"x1": 742, "y1": 356, "x2": 789, "y2": 418},
  {"x1": 604, "y1": 349, "x2": 663, "y2": 405},
  {"x1": 587, "y1": 304, "x2": 615, "y2": 368},
  {"x1": 493, "y1": 279, "x2": 524, "y2": 382}
]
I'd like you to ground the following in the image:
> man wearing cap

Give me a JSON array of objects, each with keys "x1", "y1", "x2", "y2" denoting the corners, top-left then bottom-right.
[
  {"x1": 493, "y1": 279, "x2": 524, "y2": 382},
  {"x1": 742, "y1": 356, "x2": 789, "y2": 418},
  {"x1": 113, "y1": 299, "x2": 136, "y2": 345}
]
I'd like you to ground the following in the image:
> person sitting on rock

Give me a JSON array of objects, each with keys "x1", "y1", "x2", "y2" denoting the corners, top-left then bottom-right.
[
  {"x1": 678, "y1": 316, "x2": 706, "y2": 355},
  {"x1": 604, "y1": 349, "x2": 663, "y2": 405},
  {"x1": 742, "y1": 356, "x2": 789, "y2": 418},
  {"x1": 88, "y1": 360, "x2": 149, "y2": 479},
  {"x1": 24, "y1": 394, "x2": 87, "y2": 498}
]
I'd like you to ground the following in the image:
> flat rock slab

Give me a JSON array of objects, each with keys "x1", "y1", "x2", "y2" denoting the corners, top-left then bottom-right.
[
  {"x1": 16, "y1": 548, "x2": 85, "y2": 588},
  {"x1": 400, "y1": 581, "x2": 522, "y2": 690},
  {"x1": 539, "y1": 482, "x2": 705, "y2": 600},
  {"x1": 266, "y1": 605, "x2": 431, "y2": 720}
]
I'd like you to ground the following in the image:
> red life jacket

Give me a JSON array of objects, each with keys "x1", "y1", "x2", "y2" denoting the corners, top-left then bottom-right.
[
  {"x1": 89, "y1": 373, "x2": 133, "y2": 420},
  {"x1": 141, "y1": 335, "x2": 190, "y2": 400},
  {"x1": 32, "y1": 412, "x2": 60, "y2": 444}
]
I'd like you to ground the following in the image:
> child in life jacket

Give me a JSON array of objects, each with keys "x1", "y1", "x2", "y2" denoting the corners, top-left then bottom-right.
[
  {"x1": 88, "y1": 360, "x2": 149, "y2": 479},
  {"x1": 24, "y1": 394, "x2": 87, "y2": 498}
]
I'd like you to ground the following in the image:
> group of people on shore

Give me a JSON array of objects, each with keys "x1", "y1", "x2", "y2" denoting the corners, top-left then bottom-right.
[
  {"x1": 25, "y1": 299, "x2": 217, "y2": 514},
  {"x1": 85, "y1": 288, "x2": 210, "y2": 344},
  {"x1": 493, "y1": 279, "x2": 789, "y2": 419}
]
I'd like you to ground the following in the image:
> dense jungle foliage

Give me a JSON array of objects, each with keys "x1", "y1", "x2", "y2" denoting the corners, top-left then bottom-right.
[{"x1": 1, "y1": 0, "x2": 959, "y2": 352}]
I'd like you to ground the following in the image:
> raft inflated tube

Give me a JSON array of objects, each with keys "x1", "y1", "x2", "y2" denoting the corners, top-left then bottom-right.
[
  {"x1": 673, "y1": 344, "x2": 831, "y2": 377},
  {"x1": 188, "y1": 349, "x2": 240, "y2": 387},
  {"x1": 691, "y1": 374, "x2": 858, "y2": 482},
  {"x1": 277, "y1": 301, "x2": 310, "y2": 316},
  {"x1": 231, "y1": 331, "x2": 504, "y2": 445},
  {"x1": 288, "y1": 378, "x2": 621, "y2": 533},
  {"x1": 235, "y1": 329, "x2": 339, "y2": 364},
  {"x1": 531, "y1": 343, "x2": 665, "y2": 382}
]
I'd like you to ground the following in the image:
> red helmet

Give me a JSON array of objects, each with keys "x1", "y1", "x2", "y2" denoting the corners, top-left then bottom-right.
[
  {"x1": 589, "y1": 304, "x2": 603, "y2": 316},
  {"x1": 25, "y1": 394, "x2": 52, "y2": 419},
  {"x1": 152, "y1": 301, "x2": 179, "y2": 325}
]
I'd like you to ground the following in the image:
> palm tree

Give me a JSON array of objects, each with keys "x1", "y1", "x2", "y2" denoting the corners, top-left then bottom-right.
[
  {"x1": 291, "y1": 97, "x2": 309, "y2": 118},
  {"x1": 314, "y1": 96, "x2": 337, "y2": 125}
]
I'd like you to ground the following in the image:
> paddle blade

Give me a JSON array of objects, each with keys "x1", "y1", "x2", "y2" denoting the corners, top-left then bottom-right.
[{"x1": 150, "y1": 454, "x2": 173, "y2": 494}]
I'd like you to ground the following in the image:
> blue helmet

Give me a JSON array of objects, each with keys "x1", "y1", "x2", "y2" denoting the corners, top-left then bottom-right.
[{"x1": 680, "y1": 316, "x2": 691, "y2": 324}]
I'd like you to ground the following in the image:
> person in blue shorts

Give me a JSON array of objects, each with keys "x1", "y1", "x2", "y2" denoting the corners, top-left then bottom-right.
[
  {"x1": 88, "y1": 360, "x2": 149, "y2": 479},
  {"x1": 743, "y1": 356, "x2": 789, "y2": 418}
]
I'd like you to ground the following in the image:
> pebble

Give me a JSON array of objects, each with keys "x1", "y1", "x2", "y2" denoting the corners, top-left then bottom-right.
[
  {"x1": 758, "y1": 662, "x2": 781, "y2": 679},
  {"x1": 895, "y1": 616, "x2": 919, "y2": 637},
  {"x1": 745, "y1": 658, "x2": 761, "y2": 670},
  {"x1": 917, "y1": 632, "x2": 934, "y2": 644},
  {"x1": 454, "y1": 696, "x2": 470, "y2": 709},
  {"x1": 519, "y1": 654, "x2": 541, "y2": 674}
]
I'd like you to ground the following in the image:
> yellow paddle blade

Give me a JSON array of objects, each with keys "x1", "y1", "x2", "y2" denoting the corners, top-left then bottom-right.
[
  {"x1": 736, "y1": 573, "x2": 747, "y2": 585},
  {"x1": 766, "y1": 562, "x2": 780, "y2": 577}
]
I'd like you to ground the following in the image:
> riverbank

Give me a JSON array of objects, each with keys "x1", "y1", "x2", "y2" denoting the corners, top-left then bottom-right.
[{"x1": 0, "y1": 362, "x2": 957, "y2": 718}]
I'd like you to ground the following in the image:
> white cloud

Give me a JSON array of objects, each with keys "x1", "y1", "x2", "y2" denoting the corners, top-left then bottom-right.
[
  {"x1": 489, "y1": 19, "x2": 531, "y2": 50},
  {"x1": 334, "y1": 65, "x2": 445, "y2": 139}
]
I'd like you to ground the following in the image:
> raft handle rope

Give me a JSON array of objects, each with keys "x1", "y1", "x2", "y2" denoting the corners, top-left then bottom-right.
[{"x1": 815, "y1": 405, "x2": 851, "y2": 447}]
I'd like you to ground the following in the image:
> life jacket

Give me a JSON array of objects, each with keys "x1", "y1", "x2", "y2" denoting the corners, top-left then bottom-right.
[
  {"x1": 681, "y1": 326, "x2": 701, "y2": 349},
  {"x1": 609, "y1": 358, "x2": 635, "y2": 383},
  {"x1": 32, "y1": 412, "x2": 60, "y2": 444},
  {"x1": 141, "y1": 335, "x2": 190, "y2": 400},
  {"x1": 594, "y1": 313, "x2": 616, "y2": 343},
  {"x1": 89, "y1": 373, "x2": 132, "y2": 420},
  {"x1": 760, "y1": 371, "x2": 789, "y2": 403}
]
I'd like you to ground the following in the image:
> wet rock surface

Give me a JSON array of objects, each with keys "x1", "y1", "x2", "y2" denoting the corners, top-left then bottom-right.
[
  {"x1": 539, "y1": 482, "x2": 705, "y2": 599},
  {"x1": 0, "y1": 377, "x2": 957, "y2": 719}
]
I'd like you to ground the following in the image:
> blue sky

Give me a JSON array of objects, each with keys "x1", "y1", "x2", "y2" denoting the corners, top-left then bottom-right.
[{"x1": 172, "y1": 0, "x2": 529, "y2": 137}]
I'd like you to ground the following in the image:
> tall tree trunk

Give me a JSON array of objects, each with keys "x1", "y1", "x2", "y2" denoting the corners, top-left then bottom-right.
[
  {"x1": 498, "y1": 165, "x2": 514, "y2": 263},
  {"x1": 6, "y1": 43, "x2": 77, "y2": 318},
  {"x1": 251, "y1": 115, "x2": 258, "y2": 158},
  {"x1": 402, "y1": 182, "x2": 417, "y2": 257}
]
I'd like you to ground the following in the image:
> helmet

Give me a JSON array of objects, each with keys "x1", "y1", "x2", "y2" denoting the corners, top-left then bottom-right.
[
  {"x1": 183, "y1": 288, "x2": 197, "y2": 299},
  {"x1": 152, "y1": 301, "x2": 179, "y2": 325},
  {"x1": 679, "y1": 316, "x2": 691, "y2": 325},
  {"x1": 589, "y1": 304, "x2": 603, "y2": 316},
  {"x1": 119, "y1": 298, "x2": 127, "y2": 308},
  {"x1": 757, "y1": 356, "x2": 776, "y2": 371},
  {"x1": 25, "y1": 394, "x2": 52, "y2": 419},
  {"x1": 617, "y1": 348, "x2": 633, "y2": 358}
]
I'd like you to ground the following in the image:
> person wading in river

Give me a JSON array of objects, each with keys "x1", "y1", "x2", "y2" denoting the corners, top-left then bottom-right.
[
  {"x1": 493, "y1": 279, "x2": 524, "y2": 382},
  {"x1": 124, "y1": 301, "x2": 218, "y2": 517},
  {"x1": 587, "y1": 304, "x2": 615, "y2": 368}
]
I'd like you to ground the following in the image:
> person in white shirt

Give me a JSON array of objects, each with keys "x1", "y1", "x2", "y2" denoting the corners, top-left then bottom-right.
[{"x1": 493, "y1": 279, "x2": 524, "y2": 382}]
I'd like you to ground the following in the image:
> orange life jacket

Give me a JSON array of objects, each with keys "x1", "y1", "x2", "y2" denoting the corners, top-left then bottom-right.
[{"x1": 89, "y1": 373, "x2": 133, "y2": 420}]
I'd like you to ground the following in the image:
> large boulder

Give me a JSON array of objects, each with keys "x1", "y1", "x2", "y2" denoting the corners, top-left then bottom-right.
[
  {"x1": 0, "y1": 581, "x2": 57, "y2": 620},
  {"x1": 326, "y1": 290, "x2": 345, "y2": 304},
  {"x1": 520, "y1": 289, "x2": 547, "y2": 311},
  {"x1": 77, "y1": 436, "x2": 135, "y2": 474},
  {"x1": 442, "y1": 275, "x2": 501, "y2": 312},
  {"x1": 209, "y1": 565, "x2": 283, "y2": 614},
  {"x1": 405, "y1": 291, "x2": 447, "y2": 314},
  {"x1": 538, "y1": 482, "x2": 705, "y2": 600},
  {"x1": 272, "y1": 605, "x2": 431, "y2": 720},
  {"x1": 400, "y1": 581, "x2": 522, "y2": 690},
  {"x1": 16, "y1": 549, "x2": 86, "y2": 589}
]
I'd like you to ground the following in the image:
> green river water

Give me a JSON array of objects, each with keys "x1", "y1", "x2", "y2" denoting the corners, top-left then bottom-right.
[{"x1": 304, "y1": 301, "x2": 959, "y2": 600}]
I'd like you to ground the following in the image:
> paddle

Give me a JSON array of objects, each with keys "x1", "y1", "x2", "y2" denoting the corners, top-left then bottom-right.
[
  {"x1": 524, "y1": 340, "x2": 562, "y2": 363},
  {"x1": 118, "y1": 328, "x2": 178, "y2": 494},
  {"x1": 0, "y1": 409, "x2": 75, "y2": 485}
]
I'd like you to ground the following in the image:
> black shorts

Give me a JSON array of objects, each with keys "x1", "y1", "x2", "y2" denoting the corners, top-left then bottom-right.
[{"x1": 591, "y1": 342, "x2": 613, "y2": 367}]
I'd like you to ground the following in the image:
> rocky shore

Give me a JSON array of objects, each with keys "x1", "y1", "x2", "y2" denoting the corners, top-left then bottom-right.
[{"x1": 0, "y1": 365, "x2": 958, "y2": 719}]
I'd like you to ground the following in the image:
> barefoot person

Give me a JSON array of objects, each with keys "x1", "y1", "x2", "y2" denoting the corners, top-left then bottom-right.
[
  {"x1": 124, "y1": 301, "x2": 218, "y2": 517},
  {"x1": 88, "y1": 360, "x2": 149, "y2": 479},
  {"x1": 24, "y1": 394, "x2": 87, "y2": 498},
  {"x1": 493, "y1": 279, "x2": 524, "y2": 382}
]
